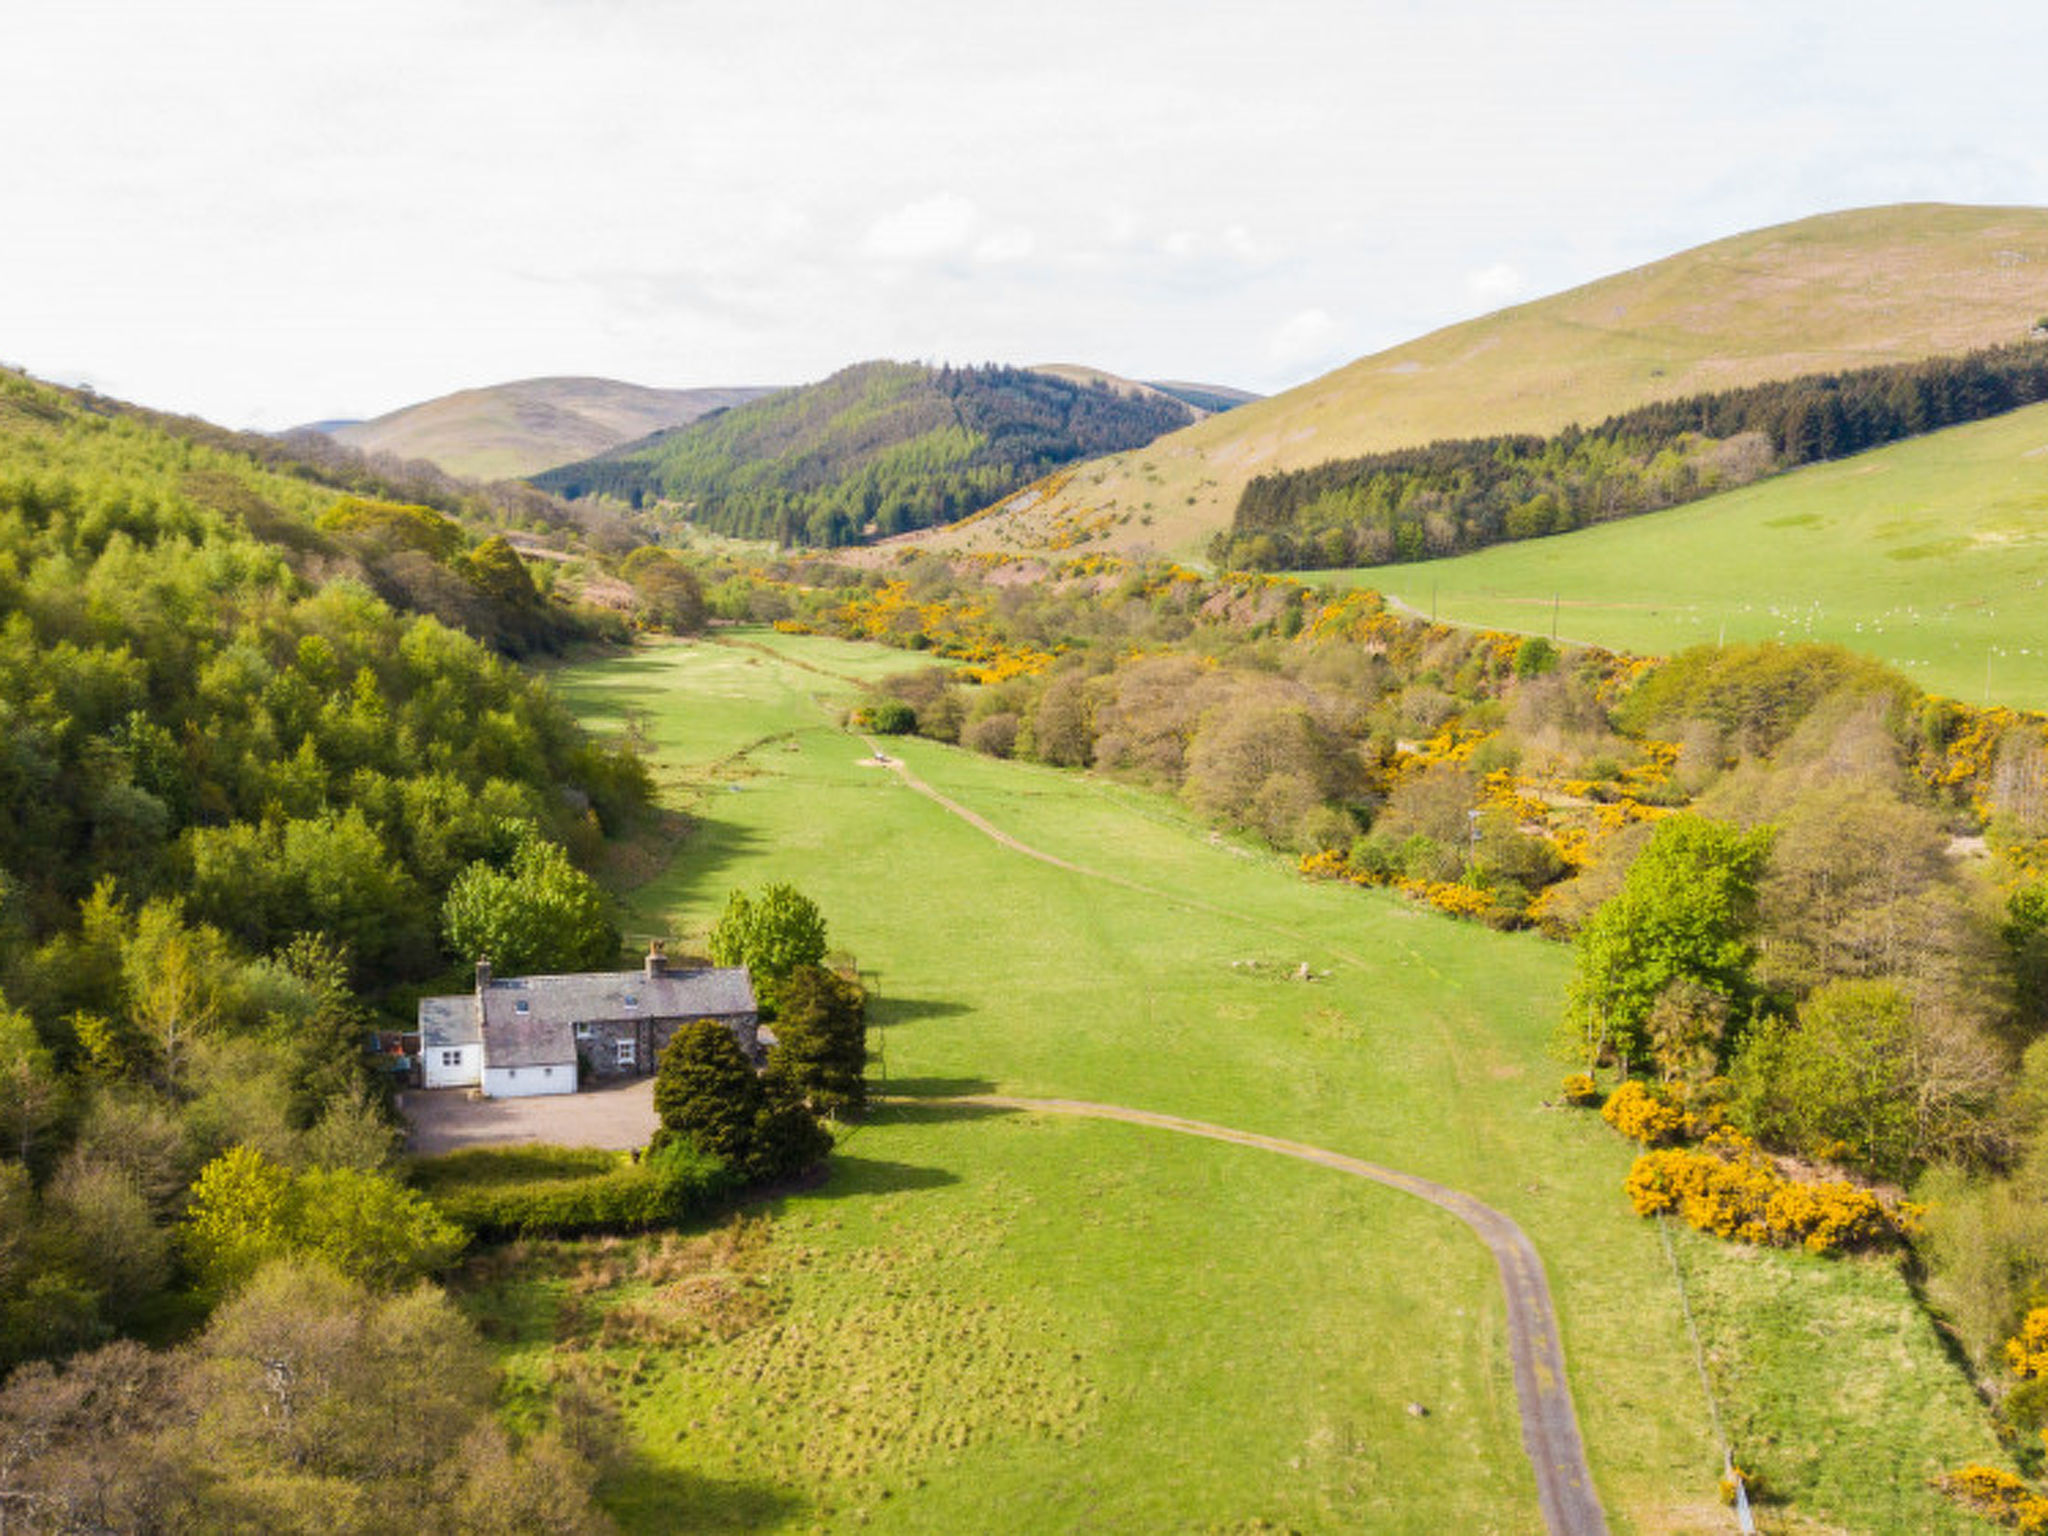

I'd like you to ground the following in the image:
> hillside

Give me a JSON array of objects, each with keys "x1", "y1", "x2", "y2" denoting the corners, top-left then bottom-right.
[
  {"x1": 1026, "y1": 364, "x2": 1258, "y2": 416},
  {"x1": 922, "y1": 203, "x2": 2048, "y2": 558},
  {"x1": 534, "y1": 359, "x2": 1203, "y2": 545},
  {"x1": 328, "y1": 376, "x2": 774, "y2": 480},
  {"x1": 1328, "y1": 397, "x2": 2048, "y2": 708}
]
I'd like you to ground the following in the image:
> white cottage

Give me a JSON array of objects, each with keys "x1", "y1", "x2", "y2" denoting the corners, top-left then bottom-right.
[{"x1": 416, "y1": 947, "x2": 759, "y2": 1098}]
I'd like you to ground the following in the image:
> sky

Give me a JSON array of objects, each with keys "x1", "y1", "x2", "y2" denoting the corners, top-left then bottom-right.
[{"x1": 2, "y1": 0, "x2": 2044, "y2": 430}]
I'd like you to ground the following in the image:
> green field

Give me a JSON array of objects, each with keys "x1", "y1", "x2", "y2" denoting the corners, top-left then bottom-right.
[
  {"x1": 1306, "y1": 400, "x2": 2048, "y2": 711},
  {"x1": 490, "y1": 629, "x2": 2003, "y2": 1532}
]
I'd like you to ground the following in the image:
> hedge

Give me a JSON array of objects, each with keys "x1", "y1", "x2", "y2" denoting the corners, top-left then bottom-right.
[{"x1": 410, "y1": 1142, "x2": 736, "y2": 1240}]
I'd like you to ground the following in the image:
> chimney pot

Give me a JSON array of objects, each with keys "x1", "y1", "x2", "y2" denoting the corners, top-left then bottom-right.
[
  {"x1": 645, "y1": 940, "x2": 667, "y2": 980},
  {"x1": 476, "y1": 958, "x2": 492, "y2": 990}
]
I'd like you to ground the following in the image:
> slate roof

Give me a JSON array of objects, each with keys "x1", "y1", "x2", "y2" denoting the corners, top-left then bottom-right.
[
  {"x1": 417, "y1": 993, "x2": 481, "y2": 1049},
  {"x1": 478, "y1": 967, "x2": 757, "y2": 1069}
]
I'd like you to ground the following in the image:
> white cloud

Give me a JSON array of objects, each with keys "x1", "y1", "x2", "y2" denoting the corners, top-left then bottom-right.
[
  {"x1": 973, "y1": 227, "x2": 1038, "y2": 264},
  {"x1": 1266, "y1": 308, "x2": 1341, "y2": 373},
  {"x1": 1, "y1": 0, "x2": 2045, "y2": 422},
  {"x1": 862, "y1": 196, "x2": 981, "y2": 263},
  {"x1": 1466, "y1": 263, "x2": 1528, "y2": 308}
]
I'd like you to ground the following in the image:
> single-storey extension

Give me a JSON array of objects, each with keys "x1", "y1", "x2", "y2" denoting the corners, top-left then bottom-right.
[{"x1": 418, "y1": 943, "x2": 759, "y2": 1099}]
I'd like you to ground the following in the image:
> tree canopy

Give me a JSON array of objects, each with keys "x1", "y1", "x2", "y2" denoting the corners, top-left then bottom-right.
[{"x1": 1557, "y1": 815, "x2": 1774, "y2": 1069}]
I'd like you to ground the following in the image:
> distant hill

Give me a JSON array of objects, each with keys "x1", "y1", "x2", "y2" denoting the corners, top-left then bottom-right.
[
  {"x1": 1025, "y1": 365, "x2": 1257, "y2": 416},
  {"x1": 921, "y1": 204, "x2": 2048, "y2": 558},
  {"x1": 534, "y1": 360, "x2": 1203, "y2": 546},
  {"x1": 1147, "y1": 380, "x2": 1262, "y2": 414},
  {"x1": 325, "y1": 376, "x2": 775, "y2": 480}
]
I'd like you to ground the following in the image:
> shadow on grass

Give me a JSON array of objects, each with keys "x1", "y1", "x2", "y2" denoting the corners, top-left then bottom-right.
[
  {"x1": 862, "y1": 1080, "x2": 1016, "y2": 1128},
  {"x1": 868, "y1": 995, "x2": 974, "y2": 1026},
  {"x1": 603, "y1": 1459, "x2": 805, "y2": 1534},
  {"x1": 804, "y1": 1153, "x2": 962, "y2": 1200},
  {"x1": 629, "y1": 812, "x2": 767, "y2": 909}
]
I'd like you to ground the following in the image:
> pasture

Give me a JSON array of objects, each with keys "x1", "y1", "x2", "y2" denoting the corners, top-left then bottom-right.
[
  {"x1": 1310, "y1": 400, "x2": 2048, "y2": 711},
  {"x1": 485, "y1": 628, "x2": 2002, "y2": 1532}
]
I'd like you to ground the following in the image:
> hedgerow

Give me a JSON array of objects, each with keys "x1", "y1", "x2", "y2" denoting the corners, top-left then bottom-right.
[{"x1": 410, "y1": 1142, "x2": 735, "y2": 1240}]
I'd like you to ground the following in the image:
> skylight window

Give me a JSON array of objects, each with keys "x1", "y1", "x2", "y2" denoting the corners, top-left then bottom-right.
[{"x1": 514, "y1": 1000, "x2": 530, "y2": 1015}]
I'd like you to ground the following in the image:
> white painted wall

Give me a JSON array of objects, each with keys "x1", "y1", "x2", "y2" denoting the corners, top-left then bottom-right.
[
  {"x1": 481, "y1": 1062, "x2": 575, "y2": 1098},
  {"x1": 422, "y1": 1044, "x2": 479, "y2": 1090}
]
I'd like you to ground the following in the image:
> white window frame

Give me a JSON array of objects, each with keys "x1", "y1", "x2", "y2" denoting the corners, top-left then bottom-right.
[
  {"x1": 574, "y1": 1021, "x2": 593, "y2": 1040},
  {"x1": 440, "y1": 1049, "x2": 463, "y2": 1068},
  {"x1": 615, "y1": 1037, "x2": 637, "y2": 1068}
]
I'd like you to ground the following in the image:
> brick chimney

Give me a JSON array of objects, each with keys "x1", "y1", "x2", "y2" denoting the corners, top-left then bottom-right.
[
  {"x1": 476, "y1": 958, "x2": 492, "y2": 992},
  {"x1": 645, "y1": 940, "x2": 667, "y2": 980}
]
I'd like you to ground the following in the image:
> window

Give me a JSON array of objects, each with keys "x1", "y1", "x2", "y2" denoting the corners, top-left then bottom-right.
[
  {"x1": 616, "y1": 1037, "x2": 637, "y2": 1068},
  {"x1": 623, "y1": 994, "x2": 640, "y2": 1010},
  {"x1": 440, "y1": 1049, "x2": 463, "y2": 1068},
  {"x1": 514, "y1": 1000, "x2": 530, "y2": 1015},
  {"x1": 574, "y1": 1021, "x2": 592, "y2": 1039}
]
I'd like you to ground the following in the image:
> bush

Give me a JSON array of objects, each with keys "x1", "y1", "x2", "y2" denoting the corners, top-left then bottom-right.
[
  {"x1": 1561, "y1": 1073, "x2": 1602, "y2": 1107},
  {"x1": 854, "y1": 701, "x2": 917, "y2": 734},
  {"x1": 410, "y1": 1142, "x2": 734, "y2": 1240},
  {"x1": 1623, "y1": 1133, "x2": 1906, "y2": 1254},
  {"x1": 1600, "y1": 1080, "x2": 1686, "y2": 1144},
  {"x1": 1934, "y1": 1464, "x2": 2048, "y2": 1532}
]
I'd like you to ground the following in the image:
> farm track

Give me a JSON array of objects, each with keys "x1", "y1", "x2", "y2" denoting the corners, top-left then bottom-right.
[
  {"x1": 859, "y1": 742, "x2": 1606, "y2": 1533},
  {"x1": 903, "y1": 1095, "x2": 1608, "y2": 1536}
]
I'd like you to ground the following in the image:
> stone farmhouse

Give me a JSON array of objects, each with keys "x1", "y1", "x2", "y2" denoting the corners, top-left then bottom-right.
[{"x1": 417, "y1": 943, "x2": 760, "y2": 1099}]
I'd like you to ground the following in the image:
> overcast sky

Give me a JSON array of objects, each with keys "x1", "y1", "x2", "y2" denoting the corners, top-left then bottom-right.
[{"x1": 2, "y1": 0, "x2": 2043, "y2": 430}]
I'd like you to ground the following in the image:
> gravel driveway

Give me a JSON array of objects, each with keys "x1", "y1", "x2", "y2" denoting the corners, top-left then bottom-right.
[{"x1": 398, "y1": 1078, "x2": 658, "y2": 1155}]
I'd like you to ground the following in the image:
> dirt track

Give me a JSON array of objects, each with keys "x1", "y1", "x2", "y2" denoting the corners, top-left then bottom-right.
[{"x1": 930, "y1": 1094, "x2": 1608, "y2": 1536}]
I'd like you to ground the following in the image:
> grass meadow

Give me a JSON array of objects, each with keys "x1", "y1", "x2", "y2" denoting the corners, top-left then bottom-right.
[
  {"x1": 472, "y1": 628, "x2": 2006, "y2": 1532},
  {"x1": 1311, "y1": 400, "x2": 2048, "y2": 711}
]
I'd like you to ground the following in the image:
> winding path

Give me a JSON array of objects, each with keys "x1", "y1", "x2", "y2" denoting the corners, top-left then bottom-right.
[
  {"x1": 913, "y1": 1094, "x2": 1608, "y2": 1536},
  {"x1": 854, "y1": 736, "x2": 1607, "y2": 1532}
]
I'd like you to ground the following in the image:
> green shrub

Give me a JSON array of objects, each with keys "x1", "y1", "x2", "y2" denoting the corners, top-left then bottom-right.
[
  {"x1": 854, "y1": 701, "x2": 917, "y2": 734},
  {"x1": 410, "y1": 1142, "x2": 734, "y2": 1241}
]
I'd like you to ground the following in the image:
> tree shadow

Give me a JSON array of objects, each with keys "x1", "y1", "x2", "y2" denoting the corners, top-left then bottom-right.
[
  {"x1": 861, "y1": 1080, "x2": 1016, "y2": 1127},
  {"x1": 801, "y1": 1154, "x2": 961, "y2": 1200},
  {"x1": 603, "y1": 1459, "x2": 806, "y2": 1533},
  {"x1": 867, "y1": 995, "x2": 973, "y2": 1026},
  {"x1": 627, "y1": 813, "x2": 766, "y2": 909}
]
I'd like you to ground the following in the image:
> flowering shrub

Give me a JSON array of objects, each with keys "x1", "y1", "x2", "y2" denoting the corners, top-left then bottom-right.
[
  {"x1": 1600, "y1": 1081, "x2": 1686, "y2": 1145},
  {"x1": 2007, "y1": 1309, "x2": 2048, "y2": 1380},
  {"x1": 1934, "y1": 1464, "x2": 2048, "y2": 1532},
  {"x1": 1561, "y1": 1073, "x2": 1602, "y2": 1107},
  {"x1": 1624, "y1": 1133, "x2": 1907, "y2": 1254},
  {"x1": 1394, "y1": 878, "x2": 1494, "y2": 919}
]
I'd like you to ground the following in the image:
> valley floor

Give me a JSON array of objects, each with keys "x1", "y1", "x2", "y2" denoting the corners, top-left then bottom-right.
[{"x1": 473, "y1": 629, "x2": 2008, "y2": 1533}]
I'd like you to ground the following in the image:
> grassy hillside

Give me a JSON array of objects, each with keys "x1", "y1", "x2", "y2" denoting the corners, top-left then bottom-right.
[
  {"x1": 512, "y1": 630, "x2": 2007, "y2": 1533},
  {"x1": 923, "y1": 203, "x2": 2048, "y2": 559},
  {"x1": 331, "y1": 376, "x2": 774, "y2": 480},
  {"x1": 1312, "y1": 399, "x2": 2048, "y2": 709},
  {"x1": 535, "y1": 360, "x2": 1201, "y2": 546}
]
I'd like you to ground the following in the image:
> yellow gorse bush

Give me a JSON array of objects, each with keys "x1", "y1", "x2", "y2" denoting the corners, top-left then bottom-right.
[{"x1": 1624, "y1": 1133, "x2": 1905, "y2": 1254}]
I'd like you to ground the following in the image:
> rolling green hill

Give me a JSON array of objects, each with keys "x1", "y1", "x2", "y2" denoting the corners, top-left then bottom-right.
[
  {"x1": 922, "y1": 203, "x2": 2048, "y2": 559},
  {"x1": 534, "y1": 360, "x2": 1204, "y2": 545},
  {"x1": 328, "y1": 376, "x2": 774, "y2": 481},
  {"x1": 1317, "y1": 399, "x2": 2048, "y2": 709}
]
